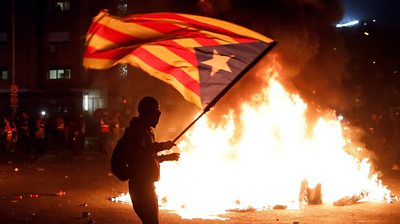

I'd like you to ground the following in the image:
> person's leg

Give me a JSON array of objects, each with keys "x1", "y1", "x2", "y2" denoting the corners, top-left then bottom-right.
[{"x1": 129, "y1": 180, "x2": 159, "y2": 224}]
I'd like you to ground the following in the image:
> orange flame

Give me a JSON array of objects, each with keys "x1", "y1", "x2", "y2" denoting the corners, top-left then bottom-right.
[{"x1": 113, "y1": 65, "x2": 393, "y2": 219}]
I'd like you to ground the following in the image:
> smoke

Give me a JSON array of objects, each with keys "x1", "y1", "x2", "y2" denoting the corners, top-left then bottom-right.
[
  {"x1": 93, "y1": 0, "x2": 352, "y2": 139},
  {"x1": 194, "y1": 0, "x2": 350, "y2": 123}
]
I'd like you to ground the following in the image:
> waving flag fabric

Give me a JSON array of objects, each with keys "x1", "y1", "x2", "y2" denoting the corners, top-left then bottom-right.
[{"x1": 83, "y1": 10, "x2": 276, "y2": 110}]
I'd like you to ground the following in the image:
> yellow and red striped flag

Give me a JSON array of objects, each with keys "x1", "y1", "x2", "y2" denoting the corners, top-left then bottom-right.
[{"x1": 83, "y1": 10, "x2": 276, "y2": 110}]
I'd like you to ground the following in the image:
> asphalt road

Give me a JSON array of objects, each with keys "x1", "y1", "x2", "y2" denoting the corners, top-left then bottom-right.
[{"x1": 0, "y1": 149, "x2": 399, "y2": 224}]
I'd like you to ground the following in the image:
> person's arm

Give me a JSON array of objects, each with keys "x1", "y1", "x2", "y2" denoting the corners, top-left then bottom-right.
[
  {"x1": 157, "y1": 153, "x2": 180, "y2": 163},
  {"x1": 129, "y1": 128, "x2": 175, "y2": 156},
  {"x1": 148, "y1": 141, "x2": 175, "y2": 155}
]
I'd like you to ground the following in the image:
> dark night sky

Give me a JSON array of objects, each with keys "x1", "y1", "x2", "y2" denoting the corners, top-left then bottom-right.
[{"x1": 341, "y1": 0, "x2": 400, "y2": 28}]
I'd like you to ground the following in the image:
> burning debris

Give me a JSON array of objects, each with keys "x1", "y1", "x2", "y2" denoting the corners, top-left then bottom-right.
[
  {"x1": 110, "y1": 193, "x2": 130, "y2": 204},
  {"x1": 333, "y1": 192, "x2": 367, "y2": 206},
  {"x1": 272, "y1": 205, "x2": 287, "y2": 210},
  {"x1": 299, "y1": 179, "x2": 322, "y2": 205},
  {"x1": 111, "y1": 74, "x2": 397, "y2": 219}
]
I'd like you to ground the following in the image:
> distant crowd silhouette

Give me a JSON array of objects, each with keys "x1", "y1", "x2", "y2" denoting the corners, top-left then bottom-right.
[{"x1": 0, "y1": 109, "x2": 126, "y2": 158}]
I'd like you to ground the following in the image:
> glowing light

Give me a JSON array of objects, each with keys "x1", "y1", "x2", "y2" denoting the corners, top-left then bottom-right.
[
  {"x1": 364, "y1": 32, "x2": 369, "y2": 36},
  {"x1": 112, "y1": 62, "x2": 394, "y2": 219},
  {"x1": 336, "y1": 20, "x2": 359, "y2": 28},
  {"x1": 83, "y1": 93, "x2": 89, "y2": 111},
  {"x1": 41, "y1": 110, "x2": 46, "y2": 116},
  {"x1": 157, "y1": 78, "x2": 392, "y2": 219}
]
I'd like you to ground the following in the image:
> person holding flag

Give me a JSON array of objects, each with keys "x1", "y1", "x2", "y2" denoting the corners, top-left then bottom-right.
[{"x1": 124, "y1": 96, "x2": 179, "y2": 224}]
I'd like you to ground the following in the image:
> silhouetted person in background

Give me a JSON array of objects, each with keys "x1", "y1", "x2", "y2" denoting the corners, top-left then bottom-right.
[
  {"x1": 110, "y1": 110, "x2": 122, "y2": 149},
  {"x1": 16, "y1": 112, "x2": 32, "y2": 154},
  {"x1": 33, "y1": 116, "x2": 47, "y2": 155},
  {"x1": 99, "y1": 110, "x2": 112, "y2": 155},
  {"x1": 126, "y1": 96, "x2": 179, "y2": 224},
  {"x1": 1, "y1": 117, "x2": 17, "y2": 153},
  {"x1": 53, "y1": 113, "x2": 66, "y2": 150}
]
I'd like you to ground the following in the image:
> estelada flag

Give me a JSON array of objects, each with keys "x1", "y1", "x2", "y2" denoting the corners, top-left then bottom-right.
[{"x1": 83, "y1": 10, "x2": 276, "y2": 110}]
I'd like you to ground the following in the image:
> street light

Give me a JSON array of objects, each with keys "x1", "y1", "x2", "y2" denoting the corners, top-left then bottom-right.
[{"x1": 84, "y1": 93, "x2": 89, "y2": 111}]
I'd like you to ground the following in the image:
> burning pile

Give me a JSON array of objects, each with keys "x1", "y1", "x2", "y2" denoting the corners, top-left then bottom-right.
[{"x1": 112, "y1": 69, "x2": 396, "y2": 219}]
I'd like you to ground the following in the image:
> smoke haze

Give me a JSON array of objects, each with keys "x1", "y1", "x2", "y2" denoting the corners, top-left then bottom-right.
[{"x1": 91, "y1": 0, "x2": 353, "y2": 139}]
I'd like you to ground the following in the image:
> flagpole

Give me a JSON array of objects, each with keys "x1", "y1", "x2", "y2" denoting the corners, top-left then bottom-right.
[
  {"x1": 172, "y1": 41, "x2": 277, "y2": 143},
  {"x1": 172, "y1": 109, "x2": 208, "y2": 143}
]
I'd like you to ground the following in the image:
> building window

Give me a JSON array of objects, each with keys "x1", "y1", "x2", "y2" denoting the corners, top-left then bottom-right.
[
  {"x1": 55, "y1": 1, "x2": 70, "y2": 12},
  {"x1": 48, "y1": 68, "x2": 71, "y2": 80},
  {"x1": 0, "y1": 67, "x2": 8, "y2": 80}
]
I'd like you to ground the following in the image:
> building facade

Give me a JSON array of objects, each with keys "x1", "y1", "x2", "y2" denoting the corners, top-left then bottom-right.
[{"x1": 0, "y1": 0, "x2": 111, "y2": 118}]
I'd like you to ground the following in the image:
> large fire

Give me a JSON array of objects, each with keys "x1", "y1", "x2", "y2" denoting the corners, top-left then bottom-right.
[{"x1": 113, "y1": 65, "x2": 394, "y2": 219}]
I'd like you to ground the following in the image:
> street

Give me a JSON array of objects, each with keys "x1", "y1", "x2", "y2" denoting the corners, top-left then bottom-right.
[{"x1": 1, "y1": 149, "x2": 399, "y2": 224}]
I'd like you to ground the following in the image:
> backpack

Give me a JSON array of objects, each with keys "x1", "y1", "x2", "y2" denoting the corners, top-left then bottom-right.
[{"x1": 110, "y1": 133, "x2": 130, "y2": 181}]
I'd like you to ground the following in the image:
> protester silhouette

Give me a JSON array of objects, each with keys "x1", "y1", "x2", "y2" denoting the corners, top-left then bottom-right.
[
  {"x1": 125, "y1": 96, "x2": 179, "y2": 224},
  {"x1": 16, "y1": 111, "x2": 33, "y2": 154}
]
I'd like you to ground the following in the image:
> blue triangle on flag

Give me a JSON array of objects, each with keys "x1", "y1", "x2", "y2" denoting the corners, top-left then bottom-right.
[{"x1": 195, "y1": 41, "x2": 271, "y2": 107}]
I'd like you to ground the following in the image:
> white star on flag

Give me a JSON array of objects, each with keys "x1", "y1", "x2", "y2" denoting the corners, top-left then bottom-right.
[{"x1": 201, "y1": 49, "x2": 233, "y2": 77}]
